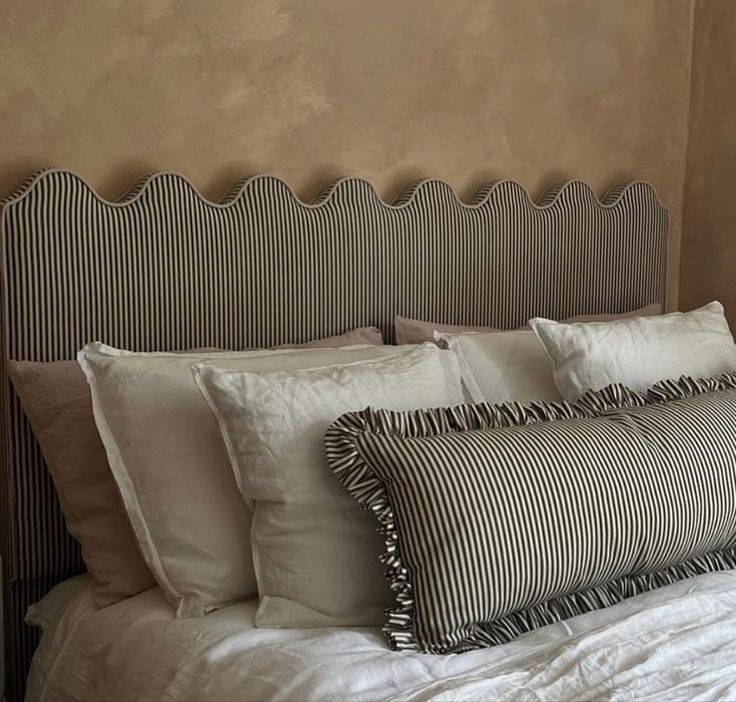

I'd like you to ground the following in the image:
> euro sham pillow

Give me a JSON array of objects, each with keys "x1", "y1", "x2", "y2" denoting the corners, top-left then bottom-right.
[
  {"x1": 326, "y1": 375, "x2": 736, "y2": 654},
  {"x1": 77, "y1": 335, "x2": 387, "y2": 618},
  {"x1": 8, "y1": 361, "x2": 156, "y2": 607},
  {"x1": 395, "y1": 303, "x2": 662, "y2": 344},
  {"x1": 193, "y1": 344, "x2": 464, "y2": 628},
  {"x1": 530, "y1": 301, "x2": 736, "y2": 400}
]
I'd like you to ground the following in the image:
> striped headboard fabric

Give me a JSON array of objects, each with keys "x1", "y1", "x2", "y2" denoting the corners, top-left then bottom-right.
[{"x1": 0, "y1": 170, "x2": 668, "y2": 699}]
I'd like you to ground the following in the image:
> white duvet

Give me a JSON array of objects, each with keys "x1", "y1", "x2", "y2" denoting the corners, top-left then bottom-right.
[{"x1": 26, "y1": 571, "x2": 736, "y2": 702}]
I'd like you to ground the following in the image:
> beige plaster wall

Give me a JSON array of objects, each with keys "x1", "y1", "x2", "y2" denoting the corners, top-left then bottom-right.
[
  {"x1": 680, "y1": 0, "x2": 736, "y2": 321},
  {"x1": 0, "y1": 1, "x2": 695, "y2": 304}
]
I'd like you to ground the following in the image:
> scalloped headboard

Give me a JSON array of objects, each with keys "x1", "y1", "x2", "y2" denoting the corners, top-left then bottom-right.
[{"x1": 0, "y1": 169, "x2": 668, "y2": 699}]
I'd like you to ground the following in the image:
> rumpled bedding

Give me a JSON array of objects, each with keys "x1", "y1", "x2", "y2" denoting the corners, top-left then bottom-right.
[{"x1": 26, "y1": 571, "x2": 736, "y2": 702}]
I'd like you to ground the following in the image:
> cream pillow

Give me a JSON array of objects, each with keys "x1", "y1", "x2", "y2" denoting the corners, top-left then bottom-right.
[
  {"x1": 436, "y1": 329, "x2": 562, "y2": 404},
  {"x1": 395, "y1": 303, "x2": 662, "y2": 344},
  {"x1": 193, "y1": 344, "x2": 464, "y2": 628},
  {"x1": 78, "y1": 342, "x2": 399, "y2": 617},
  {"x1": 530, "y1": 301, "x2": 736, "y2": 400}
]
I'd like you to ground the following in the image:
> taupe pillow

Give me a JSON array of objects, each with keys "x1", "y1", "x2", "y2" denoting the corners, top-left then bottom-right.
[
  {"x1": 9, "y1": 360, "x2": 156, "y2": 607},
  {"x1": 394, "y1": 303, "x2": 663, "y2": 345},
  {"x1": 280, "y1": 327, "x2": 382, "y2": 348}
]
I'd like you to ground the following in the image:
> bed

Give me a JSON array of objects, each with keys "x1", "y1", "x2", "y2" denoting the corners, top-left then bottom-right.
[
  {"x1": 26, "y1": 572, "x2": 736, "y2": 701},
  {"x1": 0, "y1": 170, "x2": 674, "y2": 701}
]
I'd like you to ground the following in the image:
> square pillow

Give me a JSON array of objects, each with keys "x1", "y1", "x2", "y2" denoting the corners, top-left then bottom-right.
[
  {"x1": 76, "y1": 330, "x2": 385, "y2": 617},
  {"x1": 530, "y1": 301, "x2": 736, "y2": 400},
  {"x1": 193, "y1": 344, "x2": 464, "y2": 628}
]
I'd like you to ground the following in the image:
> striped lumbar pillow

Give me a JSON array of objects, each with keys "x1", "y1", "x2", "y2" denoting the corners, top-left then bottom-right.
[{"x1": 325, "y1": 375, "x2": 736, "y2": 654}]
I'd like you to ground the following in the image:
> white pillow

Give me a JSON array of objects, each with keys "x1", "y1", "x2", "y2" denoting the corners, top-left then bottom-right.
[
  {"x1": 530, "y1": 301, "x2": 736, "y2": 400},
  {"x1": 78, "y1": 342, "x2": 406, "y2": 617},
  {"x1": 435, "y1": 329, "x2": 562, "y2": 404},
  {"x1": 193, "y1": 344, "x2": 464, "y2": 628}
]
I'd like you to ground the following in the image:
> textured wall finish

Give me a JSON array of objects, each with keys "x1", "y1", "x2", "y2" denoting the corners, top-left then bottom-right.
[
  {"x1": 680, "y1": 0, "x2": 736, "y2": 323},
  {"x1": 0, "y1": 1, "x2": 694, "y2": 305}
]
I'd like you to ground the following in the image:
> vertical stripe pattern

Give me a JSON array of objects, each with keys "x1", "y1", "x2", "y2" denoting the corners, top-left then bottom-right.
[
  {"x1": 0, "y1": 169, "x2": 667, "y2": 698},
  {"x1": 325, "y1": 376, "x2": 736, "y2": 654}
]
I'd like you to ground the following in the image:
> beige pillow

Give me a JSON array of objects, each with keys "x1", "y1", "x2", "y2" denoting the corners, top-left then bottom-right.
[
  {"x1": 78, "y1": 340, "x2": 396, "y2": 618},
  {"x1": 395, "y1": 303, "x2": 663, "y2": 345},
  {"x1": 8, "y1": 361, "x2": 156, "y2": 607}
]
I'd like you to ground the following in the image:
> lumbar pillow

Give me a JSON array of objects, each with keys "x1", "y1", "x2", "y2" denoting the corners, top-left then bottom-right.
[
  {"x1": 530, "y1": 301, "x2": 736, "y2": 400},
  {"x1": 435, "y1": 329, "x2": 561, "y2": 403},
  {"x1": 395, "y1": 303, "x2": 662, "y2": 344},
  {"x1": 8, "y1": 360, "x2": 156, "y2": 607},
  {"x1": 192, "y1": 344, "x2": 464, "y2": 628},
  {"x1": 77, "y1": 336, "x2": 391, "y2": 617},
  {"x1": 326, "y1": 375, "x2": 736, "y2": 654}
]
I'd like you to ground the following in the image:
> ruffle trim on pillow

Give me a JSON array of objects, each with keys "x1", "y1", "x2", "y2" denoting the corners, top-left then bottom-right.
[
  {"x1": 646, "y1": 371, "x2": 736, "y2": 403},
  {"x1": 323, "y1": 375, "x2": 736, "y2": 653},
  {"x1": 455, "y1": 547, "x2": 736, "y2": 651}
]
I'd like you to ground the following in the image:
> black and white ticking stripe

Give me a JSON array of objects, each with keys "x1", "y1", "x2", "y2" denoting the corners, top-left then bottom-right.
[
  {"x1": 325, "y1": 375, "x2": 736, "y2": 654},
  {"x1": 0, "y1": 170, "x2": 667, "y2": 699}
]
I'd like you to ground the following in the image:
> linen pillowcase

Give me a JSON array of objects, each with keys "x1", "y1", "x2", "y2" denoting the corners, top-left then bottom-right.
[
  {"x1": 435, "y1": 329, "x2": 562, "y2": 404},
  {"x1": 8, "y1": 361, "x2": 155, "y2": 607},
  {"x1": 77, "y1": 339, "x2": 389, "y2": 618},
  {"x1": 530, "y1": 301, "x2": 736, "y2": 400},
  {"x1": 325, "y1": 376, "x2": 736, "y2": 654},
  {"x1": 395, "y1": 303, "x2": 662, "y2": 344},
  {"x1": 192, "y1": 344, "x2": 464, "y2": 628}
]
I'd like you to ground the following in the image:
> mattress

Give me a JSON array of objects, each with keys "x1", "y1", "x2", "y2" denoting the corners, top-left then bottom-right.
[{"x1": 26, "y1": 571, "x2": 736, "y2": 702}]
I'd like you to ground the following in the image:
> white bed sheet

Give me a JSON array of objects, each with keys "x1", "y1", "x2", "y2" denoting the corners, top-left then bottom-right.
[{"x1": 25, "y1": 571, "x2": 736, "y2": 702}]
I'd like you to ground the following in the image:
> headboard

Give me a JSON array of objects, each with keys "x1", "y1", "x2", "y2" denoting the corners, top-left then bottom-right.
[{"x1": 0, "y1": 169, "x2": 668, "y2": 700}]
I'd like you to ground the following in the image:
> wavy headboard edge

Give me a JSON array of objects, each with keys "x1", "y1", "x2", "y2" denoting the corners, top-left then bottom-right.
[{"x1": 2, "y1": 168, "x2": 666, "y2": 209}]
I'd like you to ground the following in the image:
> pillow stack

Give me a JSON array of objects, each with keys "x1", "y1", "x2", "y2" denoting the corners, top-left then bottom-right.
[
  {"x1": 76, "y1": 337, "x2": 465, "y2": 618},
  {"x1": 418, "y1": 302, "x2": 736, "y2": 405},
  {"x1": 12, "y1": 327, "x2": 390, "y2": 610},
  {"x1": 13, "y1": 327, "x2": 468, "y2": 623},
  {"x1": 13, "y1": 301, "x2": 736, "y2": 660}
]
